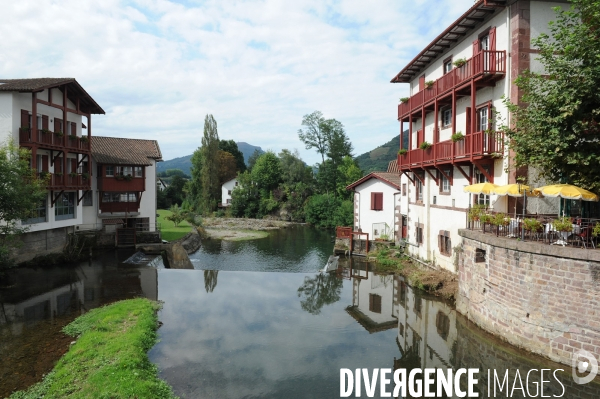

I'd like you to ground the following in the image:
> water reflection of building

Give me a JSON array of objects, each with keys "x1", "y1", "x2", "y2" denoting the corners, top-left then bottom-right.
[
  {"x1": 0, "y1": 256, "x2": 158, "y2": 330},
  {"x1": 396, "y1": 279, "x2": 457, "y2": 371}
]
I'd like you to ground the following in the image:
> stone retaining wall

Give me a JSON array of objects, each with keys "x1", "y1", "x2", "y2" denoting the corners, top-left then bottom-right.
[{"x1": 457, "y1": 229, "x2": 600, "y2": 367}]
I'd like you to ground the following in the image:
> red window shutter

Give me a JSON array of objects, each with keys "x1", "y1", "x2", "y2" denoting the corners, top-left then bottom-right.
[
  {"x1": 371, "y1": 192, "x2": 375, "y2": 210},
  {"x1": 21, "y1": 109, "x2": 29, "y2": 128},
  {"x1": 56, "y1": 157, "x2": 62, "y2": 173},
  {"x1": 417, "y1": 130, "x2": 424, "y2": 146},
  {"x1": 419, "y1": 75, "x2": 425, "y2": 91},
  {"x1": 466, "y1": 107, "x2": 472, "y2": 135},
  {"x1": 42, "y1": 115, "x2": 49, "y2": 130},
  {"x1": 71, "y1": 158, "x2": 77, "y2": 173},
  {"x1": 71, "y1": 122, "x2": 76, "y2": 135},
  {"x1": 472, "y1": 39, "x2": 480, "y2": 55},
  {"x1": 488, "y1": 105, "x2": 493, "y2": 130},
  {"x1": 42, "y1": 155, "x2": 49, "y2": 172},
  {"x1": 489, "y1": 27, "x2": 496, "y2": 51},
  {"x1": 378, "y1": 193, "x2": 383, "y2": 210},
  {"x1": 54, "y1": 118, "x2": 61, "y2": 133}
]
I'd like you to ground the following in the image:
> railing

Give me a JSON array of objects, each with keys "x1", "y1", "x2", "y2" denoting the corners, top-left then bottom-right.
[
  {"x1": 397, "y1": 50, "x2": 506, "y2": 119},
  {"x1": 397, "y1": 132, "x2": 504, "y2": 169},
  {"x1": 336, "y1": 226, "x2": 353, "y2": 239},
  {"x1": 18, "y1": 128, "x2": 89, "y2": 151},
  {"x1": 43, "y1": 173, "x2": 90, "y2": 189},
  {"x1": 468, "y1": 212, "x2": 600, "y2": 249}
]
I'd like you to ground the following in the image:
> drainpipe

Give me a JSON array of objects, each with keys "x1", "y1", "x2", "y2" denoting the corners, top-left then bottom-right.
[{"x1": 394, "y1": 192, "x2": 401, "y2": 243}]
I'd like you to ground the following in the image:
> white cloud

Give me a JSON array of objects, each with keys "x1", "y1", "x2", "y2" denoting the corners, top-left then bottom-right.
[{"x1": 1, "y1": 0, "x2": 475, "y2": 164}]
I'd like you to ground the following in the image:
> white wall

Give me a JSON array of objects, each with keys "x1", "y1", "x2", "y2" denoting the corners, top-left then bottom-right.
[
  {"x1": 141, "y1": 160, "x2": 158, "y2": 231},
  {"x1": 221, "y1": 178, "x2": 237, "y2": 207},
  {"x1": 353, "y1": 178, "x2": 400, "y2": 239},
  {"x1": 354, "y1": 273, "x2": 397, "y2": 325}
]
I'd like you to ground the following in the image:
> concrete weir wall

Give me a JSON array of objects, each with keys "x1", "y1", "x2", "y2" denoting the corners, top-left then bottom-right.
[{"x1": 457, "y1": 229, "x2": 600, "y2": 366}]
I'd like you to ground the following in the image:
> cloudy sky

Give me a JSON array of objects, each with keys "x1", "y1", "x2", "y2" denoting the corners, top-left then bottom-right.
[{"x1": 2, "y1": 0, "x2": 475, "y2": 165}]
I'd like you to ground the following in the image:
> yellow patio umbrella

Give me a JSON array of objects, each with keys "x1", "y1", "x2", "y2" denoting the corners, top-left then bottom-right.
[
  {"x1": 493, "y1": 184, "x2": 543, "y2": 197},
  {"x1": 463, "y1": 182, "x2": 498, "y2": 194},
  {"x1": 532, "y1": 184, "x2": 599, "y2": 201}
]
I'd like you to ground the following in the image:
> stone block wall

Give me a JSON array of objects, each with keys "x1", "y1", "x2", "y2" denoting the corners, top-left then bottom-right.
[
  {"x1": 13, "y1": 227, "x2": 70, "y2": 263},
  {"x1": 457, "y1": 229, "x2": 600, "y2": 367}
]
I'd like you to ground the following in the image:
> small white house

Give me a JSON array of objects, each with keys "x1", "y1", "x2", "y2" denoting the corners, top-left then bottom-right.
[
  {"x1": 157, "y1": 178, "x2": 168, "y2": 191},
  {"x1": 346, "y1": 161, "x2": 401, "y2": 241},
  {"x1": 221, "y1": 177, "x2": 238, "y2": 207}
]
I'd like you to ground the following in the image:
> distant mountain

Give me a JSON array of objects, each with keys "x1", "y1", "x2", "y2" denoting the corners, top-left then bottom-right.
[
  {"x1": 354, "y1": 131, "x2": 408, "y2": 174},
  {"x1": 237, "y1": 142, "x2": 264, "y2": 164},
  {"x1": 157, "y1": 142, "x2": 264, "y2": 176}
]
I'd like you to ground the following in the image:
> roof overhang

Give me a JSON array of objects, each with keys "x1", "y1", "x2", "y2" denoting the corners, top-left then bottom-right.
[
  {"x1": 346, "y1": 172, "x2": 401, "y2": 191},
  {"x1": 390, "y1": 0, "x2": 506, "y2": 83}
]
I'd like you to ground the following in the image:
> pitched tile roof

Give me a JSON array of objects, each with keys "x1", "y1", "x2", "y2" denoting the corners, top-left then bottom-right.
[
  {"x1": 91, "y1": 136, "x2": 162, "y2": 166},
  {"x1": 387, "y1": 160, "x2": 399, "y2": 174},
  {"x1": 346, "y1": 171, "x2": 401, "y2": 191},
  {"x1": 0, "y1": 78, "x2": 75, "y2": 91},
  {"x1": 0, "y1": 78, "x2": 105, "y2": 114}
]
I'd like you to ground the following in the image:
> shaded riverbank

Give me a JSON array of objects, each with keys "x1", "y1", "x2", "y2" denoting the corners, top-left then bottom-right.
[{"x1": 202, "y1": 217, "x2": 294, "y2": 241}]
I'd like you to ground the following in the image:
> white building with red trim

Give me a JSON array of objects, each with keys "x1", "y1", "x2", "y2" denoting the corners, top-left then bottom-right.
[
  {"x1": 346, "y1": 161, "x2": 401, "y2": 241},
  {"x1": 391, "y1": 0, "x2": 567, "y2": 271}
]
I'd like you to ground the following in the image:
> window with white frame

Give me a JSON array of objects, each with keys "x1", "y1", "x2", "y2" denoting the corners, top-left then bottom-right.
[
  {"x1": 106, "y1": 166, "x2": 114, "y2": 177},
  {"x1": 440, "y1": 169, "x2": 451, "y2": 194},
  {"x1": 83, "y1": 191, "x2": 93, "y2": 206},
  {"x1": 416, "y1": 178, "x2": 423, "y2": 202},
  {"x1": 477, "y1": 106, "x2": 489, "y2": 133},
  {"x1": 475, "y1": 168, "x2": 490, "y2": 206},
  {"x1": 443, "y1": 58, "x2": 453, "y2": 74},
  {"x1": 441, "y1": 108, "x2": 452, "y2": 128},
  {"x1": 480, "y1": 34, "x2": 490, "y2": 51},
  {"x1": 134, "y1": 166, "x2": 143, "y2": 177}
]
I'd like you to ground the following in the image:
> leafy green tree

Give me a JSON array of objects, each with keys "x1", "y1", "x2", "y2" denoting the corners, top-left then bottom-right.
[
  {"x1": 188, "y1": 149, "x2": 203, "y2": 210},
  {"x1": 304, "y1": 194, "x2": 352, "y2": 228},
  {"x1": 165, "y1": 204, "x2": 185, "y2": 227},
  {"x1": 251, "y1": 151, "x2": 282, "y2": 192},
  {"x1": 165, "y1": 175, "x2": 186, "y2": 206},
  {"x1": 298, "y1": 111, "x2": 330, "y2": 164},
  {"x1": 230, "y1": 171, "x2": 259, "y2": 218},
  {"x1": 200, "y1": 115, "x2": 220, "y2": 212},
  {"x1": 278, "y1": 149, "x2": 313, "y2": 186},
  {"x1": 247, "y1": 148, "x2": 262, "y2": 171},
  {"x1": 219, "y1": 140, "x2": 246, "y2": 172},
  {"x1": 502, "y1": 0, "x2": 600, "y2": 191},
  {"x1": 0, "y1": 141, "x2": 48, "y2": 269},
  {"x1": 337, "y1": 156, "x2": 362, "y2": 199}
]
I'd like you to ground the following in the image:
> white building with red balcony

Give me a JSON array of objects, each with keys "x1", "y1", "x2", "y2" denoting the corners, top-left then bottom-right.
[
  {"x1": 0, "y1": 78, "x2": 103, "y2": 235},
  {"x1": 391, "y1": 1, "x2": 567, "y2": 271}
]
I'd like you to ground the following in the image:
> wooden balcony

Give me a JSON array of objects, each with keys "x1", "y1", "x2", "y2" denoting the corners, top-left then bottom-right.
[
  {"x1": 19, "y1": 128, "x2": 90, "y2": 152},
  {"x1": 98, "y1": 176, "x2": 145, "y2": 192},
  {"x1": 397, "y1": 131, "x2": 504, "y2": 171},
  {"x1": 397, "y1": 50, "x2": 506, "y2": 119},
  {"x1": 43, "y1": 172, "x2": 91, "y2": 190},
  {"x1": 99, "y1": 202, "x2": 140, "y2": 214}
]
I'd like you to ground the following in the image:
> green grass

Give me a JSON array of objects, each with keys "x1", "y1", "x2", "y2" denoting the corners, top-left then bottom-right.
[
  {"x1": 157, "y1": 209, "x2": 192, "y2": 241},
  {"x1": 10, "y1": 298, "x2": 177, "y2": 399}
]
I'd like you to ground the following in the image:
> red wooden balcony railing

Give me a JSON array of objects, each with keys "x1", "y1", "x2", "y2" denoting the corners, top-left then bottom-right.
[
  {"x1": 19, "y1": 128, "x2": 90, "y2": 152},
  {"x1": 397, "y1": 50, "x2": 506, "y2": 120},
  {"x1": 397, "y1": 131, "x2": 504, "y2": 169}
]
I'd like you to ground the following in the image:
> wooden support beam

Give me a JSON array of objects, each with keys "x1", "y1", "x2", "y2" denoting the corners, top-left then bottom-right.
[
  {"x1": 410, "y1": 169, "x2": 425, "y2": 185},
  {"x1": 36, "y1": 99, "x2": 90, "y2": 117},
  {"x1": 456, "y1": 165, "x2": 472, "y2": 184},
  {"x1": 435, "y1": 166, "x2": 453, "y2": 186},
  {"x1": 425, "y1": 168, "x2": 439, "y2": 186},
  {"x1": 51, "y1": 150, "x2": 63, "y2": 166},
  {"x1": 473, "y1": 162, "x2": 494, "y2": 183},
  {"x1": 51, "y1": 190, "x2": 64, "y2": 207},
  {"x1": 402, "y1": 171, "x2": 414, "y2": 184},
  {"x1": 77, "y1": 190, "x2": 88, "y2": 205}
]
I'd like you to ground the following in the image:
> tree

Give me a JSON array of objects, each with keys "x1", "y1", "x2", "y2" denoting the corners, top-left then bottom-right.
[
  {"x1": 188, "y1": 149, "x2": 203, "y2": 210},
  {"x1": 336, "y1": 156, "x2": 362, "y2": 199},
  {"x1": 0, "y1": 141, "x2": 48, "y2": 269},
  {"x1": 165, "y1": 204, "x2": 185, "y2": 227},
  {"x1": 247, "y1": 148, "x2": 261, "y2": 171},
  {"x1": 298, "y1": 111, "x2": 329, "y2": 164},
  {"x1": 204, "y1": 270, "x2": 219, "y2": 293},
  {"x1": 219, "y1": 140, "x2": 246, "y2": 172},
  {"x1": 251, "y1": 151, "x2": 282, "y2": 192},
  {"x1": 217, "y1": 150, "x2": 237, "y2": 184},
  {"x1": 502, "y1": 1, "x2": 600, "y2": 192},
  {"x1": 278, "y1": 149, "x2": 313, "y2": 186},
  {"x1": 164, "y1": 175, "x2": 186, "y2": 206},
  {"x1": 200, "y1": 115, "x2": 220, "y2": 212}
]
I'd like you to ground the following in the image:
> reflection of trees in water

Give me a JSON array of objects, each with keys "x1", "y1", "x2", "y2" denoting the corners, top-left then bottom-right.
[
  {"x1": 297, "y1": 273, "x2": 343, "y2": 315},
  {"x1": 204, "y1": 270, "x2": 219, "y2": 293}
]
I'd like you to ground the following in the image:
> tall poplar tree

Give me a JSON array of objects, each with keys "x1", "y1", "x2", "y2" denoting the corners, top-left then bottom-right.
[{"x1": 200, "y1": 115, "x2": 220, "y2": 212}]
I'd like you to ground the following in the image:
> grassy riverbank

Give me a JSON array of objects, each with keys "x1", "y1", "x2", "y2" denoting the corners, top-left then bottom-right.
[
  {"x1": 157, "y1": 209, "x2": 192, "y2": 241},
  {"x1": 371, "y1": 246, "x2": 457, "y2": 301},
  {"x1": 10, "y1": 299, "x2": 176, "y2": 399}
]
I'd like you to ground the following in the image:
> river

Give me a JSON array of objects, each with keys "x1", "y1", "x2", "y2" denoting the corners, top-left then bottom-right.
[{"x1": 1, "y1": 225, "x2": 599, "y2": 398}]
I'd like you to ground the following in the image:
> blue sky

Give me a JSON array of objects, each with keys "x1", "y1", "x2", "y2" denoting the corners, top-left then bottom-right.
[{"x1": 1, "y1": 0, "x2": 475, "y2": 165}]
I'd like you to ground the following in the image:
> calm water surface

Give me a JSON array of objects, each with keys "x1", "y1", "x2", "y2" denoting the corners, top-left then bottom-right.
[{"x1": 1, "y1": 226, "x2": 599, "y2": 398}]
